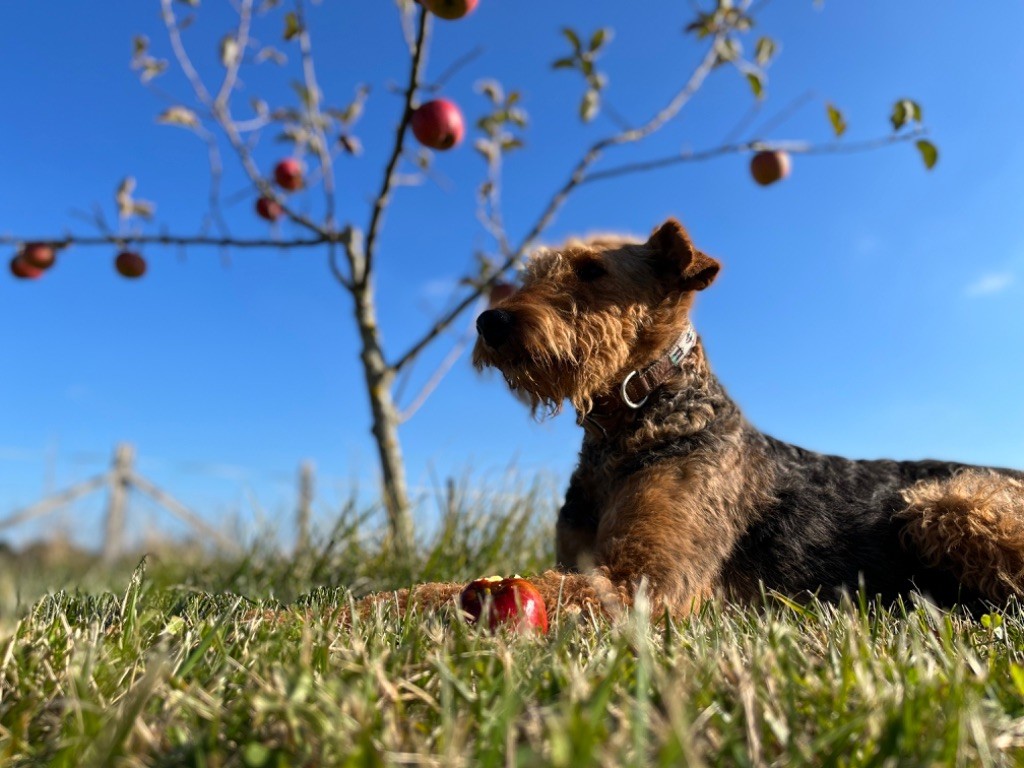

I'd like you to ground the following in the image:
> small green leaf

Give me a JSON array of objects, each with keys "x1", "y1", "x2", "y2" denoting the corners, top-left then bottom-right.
[
  {"x1": 890, "y1": 98, "x2": 922, "y2": 131},
  {"x1": 131, "y1": 201, "x2": 156, "y2": 220},
  {"x1": 754, "y1": 37, "x2": 776, "y2": 67},
  {"x1": 746, "y1": 72, "x2": 764, "y2": 100},
  {"x1": 338, "y1": 134, "x2": 362, "y2": 156},
  {"x1": 255, "y1": 46, "x2": 286, "y2": 65},
  {"x1": 283, "y1": 11, "x2": 302, "y2": 41},
  {"x1": 290, "y1": 80, "x2": 317, "y2": 109},
  {"x1": 507, "y1": 107, "x2": 528, "y2": 128},
  {"x1": 562, "y1": 27, "x2": 581, "y2": 53},
  {"x1": 132, "y1": 55, "x2": 168, "y2": 83},
  {"x1": 589, "y1": 27, "x2": 611, "y2": 52},
  {"x1": 476, "y1": 79, "x2": 504, "y2": 104},
  {"x1": 713, "y1": 36, "x2": 739, "y2": 66},
  {"x1": 826, "y1": 103, "x2": 847, "y2": 137},
  {"x1": 685, "y1": 12, "x2": 715, "y2": 38},
  {"x1": 551, "y1": 57, "x2": 576, "y2": 70},
  {"x1": 156, "y1": 106, "x2": 200, "y2": 129},
  {"x1": 916, "y1": 139, "x2": 938, "y2": 170},
  {"x1": 580, "y1": 89, "x2": 600, "y2": 123},
  {"x1": 132, "y1": 35, "x2": 149, "y2": 59},
  {"x1": 474, "y1": 138, "x2": 496, "y2": 162},
  {"x1": 219, "y1": 34, "x2": 240, "y2": 67}
]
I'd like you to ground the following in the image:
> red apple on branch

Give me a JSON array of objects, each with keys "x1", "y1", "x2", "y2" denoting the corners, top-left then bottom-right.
[
  {"x1": 9, "y1": 256, "x2": 43, "y2": 280},
  {"x1": 460, "y1": 575, "x2": 549, "y2": 634},
  {"x1": 424, "y1": 0, "x2": 478, "y2": 20},
  {"x1": 256, "y1": 196, "x2": 284, "y2": 222},
  {"x1": 750, "y1": 150, "x2": 791, "y2": 186},
  {"x1": 411, "y1": 99, "x2": 465, "y2": 151},
  {"x1": 115, "y1": 251, "x2": 147, "y2": 279},
  {"x1": 21, "y1": 243, "x2": 56, "y2": 270},
  {"x1": 274, "y1": 158, "x2": 303, "y2": 192}
]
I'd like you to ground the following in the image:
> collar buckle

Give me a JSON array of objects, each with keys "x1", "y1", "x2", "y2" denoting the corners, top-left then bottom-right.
[{"x1": 620, "y1": 370, "x2": 649, "y2": 409}]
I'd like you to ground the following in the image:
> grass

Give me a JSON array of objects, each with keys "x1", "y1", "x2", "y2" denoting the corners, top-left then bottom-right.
[{"x1": 3, "y1": 485, "x2": 1024, "y2": 766}]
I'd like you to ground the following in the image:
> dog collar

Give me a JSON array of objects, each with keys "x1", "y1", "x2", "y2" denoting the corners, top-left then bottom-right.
[
  {"x1": 619, "y1": 324, "x2": 697, "y2": 409},
  {"x1": 582, "y1": 324, "x2": 698, "y2": 436}
]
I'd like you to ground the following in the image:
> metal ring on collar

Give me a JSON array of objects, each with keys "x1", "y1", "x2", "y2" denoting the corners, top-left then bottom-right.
[{"x1": 620, "y1": 370, "x2": 648, "y2": 409}]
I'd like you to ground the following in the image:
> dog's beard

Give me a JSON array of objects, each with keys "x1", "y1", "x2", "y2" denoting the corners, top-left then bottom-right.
[
  {"x1": 498, "y1": 366, "x2": 566, "y2": 419},
  {"x1": 474, "y1": 324, "x2": 633, "y2": 419}
]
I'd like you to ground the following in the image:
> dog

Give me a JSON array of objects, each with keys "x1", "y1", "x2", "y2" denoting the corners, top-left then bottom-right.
[{"x1": 366, "y1": 218, "x2": 1024, "y2": 621}]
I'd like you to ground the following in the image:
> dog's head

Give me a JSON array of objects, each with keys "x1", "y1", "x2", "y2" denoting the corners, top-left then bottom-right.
[{"x1": 473, "y1": 218, "x2": 720, "y2": 416}]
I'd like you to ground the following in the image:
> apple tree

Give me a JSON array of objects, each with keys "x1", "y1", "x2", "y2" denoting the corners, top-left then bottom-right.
[{"x1": 2, "y1": 0, "x2": 936, "y2": 556}]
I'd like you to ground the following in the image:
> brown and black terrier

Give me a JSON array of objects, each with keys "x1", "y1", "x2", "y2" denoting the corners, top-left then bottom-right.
[{"x1": 377, "y1": 218, "x2": 1024, "y2": 620}]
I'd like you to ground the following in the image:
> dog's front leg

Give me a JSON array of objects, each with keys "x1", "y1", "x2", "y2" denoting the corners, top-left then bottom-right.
[
  {"x1": 355, "y1": 581, "x2": 467, "y2": 619},
  {"x1": 590, "y1": 467, "x2": 742, "y2": 616}
]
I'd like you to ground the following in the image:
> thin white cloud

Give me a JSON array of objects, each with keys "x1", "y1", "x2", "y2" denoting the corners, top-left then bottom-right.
[
  {"x1": 966, "y1": 272, "x2": 1015, "y2": 298},
  {"x1": 419, "y1": 277, "x2": 460, "y2": 302}
]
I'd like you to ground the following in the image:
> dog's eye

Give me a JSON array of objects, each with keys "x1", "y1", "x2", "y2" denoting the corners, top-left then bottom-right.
[{"x1": 575, "y1": 260, "x2": 607, "y2": 282}]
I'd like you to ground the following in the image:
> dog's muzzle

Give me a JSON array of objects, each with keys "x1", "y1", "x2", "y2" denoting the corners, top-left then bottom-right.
[{"x1": 476, "y1": 308, "x2": 514, "y2": 349}]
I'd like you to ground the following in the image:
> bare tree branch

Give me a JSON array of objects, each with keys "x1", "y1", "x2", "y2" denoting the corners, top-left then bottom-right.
[
  {"x1": 328, "y1": 240, "x2": 353, "y2": 289},
  {"x1": 425, "y1": 45, "x2": 484, "y2": 94},
  {"x1": 214, "y1": 0, "x2": 253, "y2": 108},
  {"x1": 0, "y1": 233, "x2": 327, "y2": 249},
  {"x1": 757, "y1": 89, "x2": 817, "y2": 138},
  {"x1": 295, "y1": 0, "x2": 337, "y2": 229},
  {"x1": 582, "y1": 129, "x2": 927, "y2": 186},
  {"x1": 361, "y1": 10, "x2": 430, "y2": 289},
  {"x1": 397, "y1": 317, "x2": 479, "y2": 424}
]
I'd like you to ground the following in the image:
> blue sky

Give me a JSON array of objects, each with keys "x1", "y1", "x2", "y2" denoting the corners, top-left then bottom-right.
[{"x1": 2, "y1": 1, "x2": 1023, "y2": 547}]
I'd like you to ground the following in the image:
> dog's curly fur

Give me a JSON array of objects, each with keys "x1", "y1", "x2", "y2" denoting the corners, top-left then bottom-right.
[{"x1": 363, "y1": 218, "x2": 1024, "y2": 621}]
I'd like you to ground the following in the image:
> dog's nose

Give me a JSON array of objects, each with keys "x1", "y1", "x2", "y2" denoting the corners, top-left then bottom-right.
[{"x1": 476, "y1": 308, "x2": 514, "y2": 348}]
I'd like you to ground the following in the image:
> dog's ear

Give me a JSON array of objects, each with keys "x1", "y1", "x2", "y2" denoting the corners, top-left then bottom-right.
[{"x1": 645, "y1": 218, "x2": 720, "y2": 292}]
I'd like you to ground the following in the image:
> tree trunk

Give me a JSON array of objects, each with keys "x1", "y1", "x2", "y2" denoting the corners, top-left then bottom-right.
[{"x1": 352, "y1": 281, "x2": 414, "y2": 557}]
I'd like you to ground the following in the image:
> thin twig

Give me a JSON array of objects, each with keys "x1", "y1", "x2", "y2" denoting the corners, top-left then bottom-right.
[
  {"x1": 722, "y1": 97, "x2": 763, "y2": 146},
  {"x1": 476, "y1": 147, "x2": 513, "y2": 258},
  {"x1": 425, "y1": 46, "x2": 484, "y2": 93},
  {"x1": 397, "y1": 319, "x2": 479, "y2": 423},
  {"x1": 361, "y1": 10, "x2": 430, "y2": 288},
  {"x1": 756, "y1": 89, "x2": 817, "y2": 138},
  {"x1": 296, "y1": 0, "x2": 337, "y2": 229},
  {"x1": 195, "y1": 125, "x2": 231, "y2": 244},
  {"x1": 159, "y1": 0, "x2": 213, "y2": 105},
  {"x1": 0, "y1": 233, "x2": 327, "y2": 249},
  {"x1": 582, "y1": 128, "x2": 926, "y2": 185},
  {"x1": 214, "y1": 0, "x2": 254, "y2": 108},
  {"x1": 328, "y1": 240, "x2": 353, "y2": 289}
]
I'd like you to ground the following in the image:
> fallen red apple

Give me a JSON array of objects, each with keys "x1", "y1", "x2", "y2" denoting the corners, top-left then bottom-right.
[
  {"x1": 411, "y1": 99, "x2": 465, "y2": 151},
  {"x1": 21, "y1": 243, "x2": 56, "y2": 270},
  {"x1": 9, "y1": 256, "x2": 43, "y2": 280},
  {"x1": 424, "y1": 0, "x2": 478, "y2": 20},
  {"x1": 460, "y1": 575, "x2": 549, "y2": 634},
  {"x1": 256, "y1": 196, "x2": 284, "y2": 222},
  {"x1": 115, "y1": 251, "x2": 147, "y2": 279},
  {"x1": 487, "y1": 281, "x2": 515, "y2": 307},
  {"x1": 274, "y1": 158, "x2": 303, "y2": 192},
  {"x1": 750, "y1": 150, "x2": 791, "y2": 186}
]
